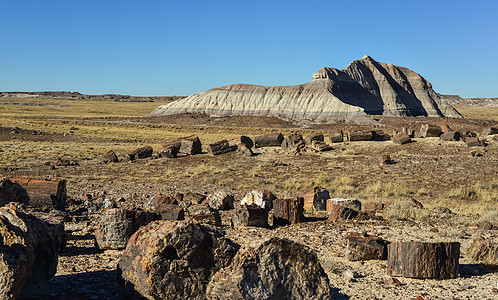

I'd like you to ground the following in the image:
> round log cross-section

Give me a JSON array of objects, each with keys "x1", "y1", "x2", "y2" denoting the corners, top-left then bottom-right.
[{"x1": 387, "y1": 241, "x2": 460, "y2": 279}]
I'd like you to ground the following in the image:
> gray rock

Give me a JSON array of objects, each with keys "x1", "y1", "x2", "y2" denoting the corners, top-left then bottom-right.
[{"x1": 207, "y1": 238, "x2": 332, "y2": 299}]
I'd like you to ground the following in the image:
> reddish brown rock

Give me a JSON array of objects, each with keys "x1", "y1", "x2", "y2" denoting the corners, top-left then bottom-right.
[
  {"x1": 281, "y1": 133, "x2": 306, "y2": 153},
  {"x1": 302, "y1": 186, "x2": 329, "y2": 212},
  {"x1": 327, "y1": 203, "x2": 358, "y2": 222},
  {"x1": 254, "y1": 133, "x2": 284, "y2": 148},
  {"x1": 329, "y1": 130, "x2": 344, "y2": 143},
  {"x1": 466, "y1": 137, "x2": 485, "y2": 147},
  {"x1": 118, "y1": 221, "x2": 239, "y2": 300},
  {"x1": 207, "y1": 139, "x2": 236, "y2": 155},
  {"x1": 0, "y1": 207, "x2": 62, "y2": 299},
  {"x1": 363, "y1": 202, "x2": 385, "y2": 214},
  {"x1": 387, "y1": 241, "x2": 460, "y2": 279},
  {"x1": 310, "y1": 140, "x2": 332, "y2": 152},
  {"x1": 232, "y1": 205, "x2": 269, "y2": 228},
  {"x1": 187, "y1": 204, "x2": 222, "y2": 226},
  {"x1": 272, "y1": 197, "x2": 304, "y2": 226},
  {"x1": 160, "y1": 141, "x2": 181, "y2": 158},
  {"x1": 179, "y1": 135, "x2": 202, "y2": 155},
  {"x1": 392, "y1": 132, "x2": 411, "y2": 145},
  {"x1": 102, "y1": 150, "x2": 119, "y2": 163},
  {"x1": 440, "y1": 124, "x2": 453, "y2": 133},
  {"x1": 380, "y1": 154, "x2": 393, "y2": 165},
  {"x1": 372, "y1": 130, "x2": 391, "y2": 140},
  {"x1": 347, "y1": 130, "x2": 373, "y2": 141},
  {"x1": 347, "y1": 233, "x2": 388, "y2": 261},
  {"x1": 128, "y1": 146, "x2": 153, "y2": 160},
  {"x1": 206, "y1": 238, "x2": 331, "y2": 300},
  {"x1": 419, "y1": 124, "x2": 442, "y2": 138},
  {"x1": 305, "y1": 132, "x2": 324, "y2": 145},
  {"x1": 228, "y1": 136, "x2": 253, "y2": 149},
  {"x1": 440, "y1": 131, "x2": 461, "y2": 141},
  {"x1": 7, "y1": 177, "x2": 66, "y2": 211}
]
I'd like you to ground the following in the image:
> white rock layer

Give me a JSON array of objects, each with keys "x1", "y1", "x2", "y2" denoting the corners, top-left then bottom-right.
[{"x1": 150, "y1": 56, "x2": 462, "y2": 120}]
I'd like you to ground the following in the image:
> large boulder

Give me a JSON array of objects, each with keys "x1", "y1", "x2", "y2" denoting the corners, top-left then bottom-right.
[
  {"x1": 0, "y1": 207, "x2": 61, "y2": 299},
  {"x1": 206, "y1": 238, "x2": 332, "y2": 299},
  {"x1": 118, "y1": 221, "x2": 239, "y2": 300}
]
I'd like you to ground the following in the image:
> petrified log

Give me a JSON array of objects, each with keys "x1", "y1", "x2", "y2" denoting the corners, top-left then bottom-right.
[
  {"x1": 0, "y1": 178, "x2": 29, "y2": 206},
  {"x1": 0, "y1": 207, "x2": 61, "y2": 299},
  {"x1": 129, "y1": 146, "x2": 153, "y2": 160},
  {"x1": 363, "y1": 202, "x2": 385, "y2": 215},
  {"x1": 94, "y1": 208, "x2": 159, "y2": 250},
  {"x1": 273, "y1": 197, "x2": 304, "y2": 226},
  {"x1": 327, "y1": 198, "x2": 362, "y2": 212},
  {"x1": 179, "y1": 135, "x2": 202, "y2": 155},
  {"x1": 7, "y1": 177, "x2": 66, "y2": 210},
  {"x1": 232, "y1": 205, "x2": 269, "y2": 228},
  {"x1": 235, "y1": 143, "x2": 254, "y2": 156},
  {"x1": 302, "y1": 186, "x2": 329, "y2": 211},
  {"x1": 440, "y1": 131, "x2": 461, "y2": 141},
  {"x1": 467, "y1": 238, "x2": 497, "y2": 264},
  {"x1": 206, "y1": 238, "x2": 332, "y2": 300},
  {"x1": 305, "y1": 132, "x2": 324, "y2": 145},
  {"x1": 419, "y1": 124, "x2": 442, "y2": 138},
  {"x1": 347, "y1": 130, "x2": 373, "y2": 141},
  {"x1": 143, "y1": 194, "x2": 178, "y2": 212},
  {"x1": 310, "y1": 140, "x2": 332, "y2": 152},
  {"x1": 466, "y1": 137, "x2": 485, "y2": 147},
  {"x1": 206, "y1": 190, "x2": 234, "y2": 210},
  {"x1": 228, "y1": 136, "x2": 253, "y2": 149},
  {"x1": 401, "y1": 127, "x2": 416, "y2": 137},
  {"x1": 187, "y1": 204, "x2": 222, "y2": 226},
  {"x1": 118, "y1": 221, "x2": 239, "y2": 300},
  {"x1": 160, "y1": 141, "x2": 181, "y2": 158},
  {"x1": 254, "y1": 133, "x2": 284, "y2": 148},
  {"x1": 207, "y1": 139, "x2": 236, "y2": 155},
  {"x1": 281, "y1": 133, "x2": 306, "y2": 153},
  {"x1": 347, "y1": 233, "x2": 388, "y2": 261},
  {"x1": 327, "y1": 203, "x2": 358, "y2": 222},
  {"x1": 240, "y1": 190, "x2": 273, "y2": 209},
  {"x1": 440, "y1": 124, "x2": 453, "y2": 133},
  {"x1": 392, "y1": 132, "x2": 412, "y2": 145},
  {"x1": 380, "y1": 154, "x2": 393, "y2": 165},
  {"x1": 102, "y1": 150, "x2": 119, "y2": 163},
  {"x1": 158, "y1": 204, "x2": 185, "y2": 221},
  {"x1": 387, "y1": 241, "x2": 460, "y2": 279},
  {"x1": 329, "y1": 131, "x2": 344, "y2": 143},
  {"x1": 372, "y1": 130, "x2": 391, "y2": 140},
  {"x1": 480, "y1": 126, "x2": 498, "y2": 137}
]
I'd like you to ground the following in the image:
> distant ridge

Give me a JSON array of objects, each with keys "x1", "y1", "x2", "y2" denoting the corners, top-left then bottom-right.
[
  {"x1": 150, "y1": 56, "x2": 462, "y2": 121},
  {"x1": 0, "y1": 91, "x2": 185, "y2": 102}
]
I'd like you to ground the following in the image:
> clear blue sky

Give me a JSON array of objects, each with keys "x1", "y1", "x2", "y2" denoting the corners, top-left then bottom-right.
[{"x1": 1, "y1": 0, "x2": 497, "y2": 98}]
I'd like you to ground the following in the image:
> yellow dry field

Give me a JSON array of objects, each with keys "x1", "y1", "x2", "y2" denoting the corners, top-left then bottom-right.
[{"x1": 453, "y1": 104, "x2": 498, "y2": 121}]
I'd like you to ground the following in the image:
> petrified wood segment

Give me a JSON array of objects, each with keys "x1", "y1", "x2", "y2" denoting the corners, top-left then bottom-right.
[
  {"x1": 254, "y1": 133, "x2": 284, "y2": 148},
  {"x1": 387, "y1": 241, "x2": 460, "y2": 279},
  {"x1": 7, "y1": 177, "x2": 66, "y2": 210},
  {"x1": 302, "y1": 186, "x2": 329, "y2": 212},
  {"x1": 347, "y1": 130, "x2": 373, "y2": 141},
  {"x1": 392, "y1": 132, "x2": 412, "y2": 145},
  {"x1": 207, "y1": 139, "x2": 236, "y2": 155},
  {"x1": 347, "y1": 233, "x2": 388, "y2": 261},
  {"x1": 129, "y1": 146, "x2": 153, "y2": 160},
  {"x1": 228, "y1": 136, "x2": 254, "y2": 149},
  {"x1": 273, "y1": 197, "x2": 304, "y2": 226},
  {"x1": 232, "y1": 205, "x2": 269, "y2": 228},
  {"x1": 179, "y1": 135, "x2": 202, "y2": 155}
]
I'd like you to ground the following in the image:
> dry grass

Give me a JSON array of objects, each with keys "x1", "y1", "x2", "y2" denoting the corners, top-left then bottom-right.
[{"x1": 453, "y1": 104, "x2": 498, "y2": 121}]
